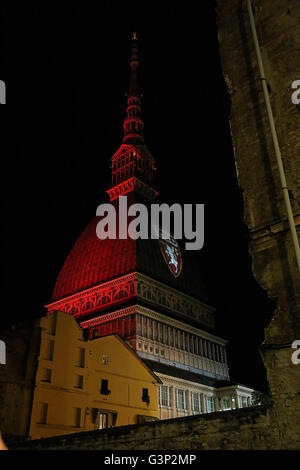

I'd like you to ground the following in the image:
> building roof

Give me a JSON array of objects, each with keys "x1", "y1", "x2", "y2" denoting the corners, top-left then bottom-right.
[
  {"x1": 51, "y1": 215, "x2": 209, "y2": 304},
  {"x1": 143, "y1": 359, "x2": 254, "y2": 391},
  {"x1": 94, "y1": 334, "x2": 163, "y2": 384},
  {"x1": 143, "y1": 359, "x2": 230, "y2": 387},
  {"x1": 52, "y1": 216, "x2": 135, "y2": 301}
]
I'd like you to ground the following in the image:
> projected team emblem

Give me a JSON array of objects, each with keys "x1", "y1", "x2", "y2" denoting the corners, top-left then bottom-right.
[{"x1": 159, "y1": 235, "x2": 182, "y2": 278}]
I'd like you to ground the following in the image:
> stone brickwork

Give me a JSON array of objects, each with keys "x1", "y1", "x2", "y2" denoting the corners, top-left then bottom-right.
[
  {"x1": 0, "y1": 320, "x2": 40, "y2": 441},
  {"x1": 9, "y1": 0, "x2": 300, "y2": 450},
  {"x1": 12, "y1": 407, "x2": 270, "y2": 450},
  {"x1": 216, "y1": 0, "x2": 300, "y2": 449}
]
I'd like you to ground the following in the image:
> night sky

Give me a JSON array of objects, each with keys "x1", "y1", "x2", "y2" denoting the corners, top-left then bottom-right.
[{"x1": 0, "y1": 1, "x2": 273, "y2": 391}]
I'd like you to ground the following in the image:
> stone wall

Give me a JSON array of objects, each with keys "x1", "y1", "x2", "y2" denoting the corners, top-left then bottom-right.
[
  {"x1": 216, "y1": 0, "x2": 300, "y2": 448},
  {"x1": 12, "y1": 407, "x2": 271, "y2": 450},
  {"x1": 0, "y1": 320, "x2": 40, "y2": 440},
  {"x1": 9, "y1": 0, "x2": 300, "y2": 450}
]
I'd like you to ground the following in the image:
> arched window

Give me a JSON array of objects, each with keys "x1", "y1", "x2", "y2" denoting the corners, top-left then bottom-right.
[
  {"x1": 97, "y1": 295, "x2": 109, "y2": 306},
  {"x1": 114, "y1": 290, "x2": 127, "y2": 301},
  {"x1": 70, "y1": 306, "x2": 79, "y2": 315},
  {"x1": 82, "y1": 300, "x2": 94, "y2": 312}
]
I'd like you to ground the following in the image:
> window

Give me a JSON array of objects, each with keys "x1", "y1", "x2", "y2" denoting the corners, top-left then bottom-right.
[
  {"x1": 221, "y1": 397, "x2": 231, "y2": 410},
  {"x1": 221, "y1": 347, "x2": 226, "y2": 363},
  {"x1": 142, "y1": 388, "x2": 150, "y2": 404},
  {"x1": 112, "y1": 319, "x2": 118, "y2": 333},
  {"x1": 41, "y1": 368, "x2": 52, "y2": 383},
  {"x1": 102, "y1": 355, "x2": 109, "y2": 366},
  {"x1": 206, "y1": 396, "x2": 214, "y2": 413},
  {"x1": 181, "y1": 332, "x2": 185, "y2": 351},
  {"x1": 207, "y1": 342, "x2": 211, "y2": 359},
  {"x1": 107, "y1": 321, "x2": 112, "y2": 335},
  {"x1": 211, "y1": 343, "x2": 216, "y2": 361},
  {"x1": 82, "y1": 300, "x2": 93, "y2": 312},
  {"x1": 170, "y1": 327, "x2": 174, "y2": 347},
  {"x1": 93, "y1": 409, "x2": 117, "y2": 429},
  {"x1": 192, "y1": 393, "x2": 201, "y2": 413},
  {"x1": 177, "y1": 389, "x2": 185, "y2": 410},
  {"x1": 74, "y1": 374, "x2": 83, "y2": 389},
  {"x1": 100, "y1": 323, "x2": 106, "y2": 336},
  {"x1": 203, "y1": 340, "x2": 208, "y2": 358},
  {"x1": 174, "y1": 329, "x2": 178, "y2": 348},
  {"x1": 158, "y1": 322, "x2": 162, "y2": 343},
  {"x1": 136, "y1": 315, "x2": 141, "y2": 336},
  {"x1": 190, "y1": 336, "x2": 194, "y2": 354},
  {"x1": 100, "y1": 379, "x2": 111, "y2": 395},
  {"x1": 241, "y1": 396, "x2": 248, "y2": 408},
  {"x1": 185, "y1": 334, "x2": 188, "y2": 351},
  {"x1": 118, "y1": 318, "x2": 124, "y2": 337},
  {"x1": 124, "y1": 317, "x2": 130, "y2": 336},
  {"x1": 44, "y1": 339, "x2": 54, "y2": 361},
  {"x1": 199, "y1": 338, "x2": 203, "y2": 356},
  {"x1": 99, "y1": 413, "x2": 108, "y2": 429},
  {"x1": 215, "y1": 344, "x2": 220, "y2": 362},
  {"x1": 178, "y1": 330, "x2": 181, "y2": 349},
  {"x1": 194, "y1": 337, "x2": 199, "y2": 355},
  {"x1": 153, "y1": 320, "x2": 157, "y2": 341},
  {"x1": 167, "y1": 326, "x2": 172, "y2": 346},
  {"x1": 160, "y1": 386, "x2": 168, "y2": 407},
  {"x1": 148, "y1": 319, "x2": 153, "y2": 340},
  {"x1": 37, "y1": 402, "x2": 48, "y2": 424},
  {"x1": 75, "y1": 347, "x2": 85, "y2": 368},
  {"x1": 163, "y1": 324, "x2": 168, "y2": 344},
  {"x1": 72, "y1": 407, "x2": 81, "y2": 427}
]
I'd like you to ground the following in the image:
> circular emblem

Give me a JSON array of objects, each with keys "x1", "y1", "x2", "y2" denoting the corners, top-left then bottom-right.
[{"x1": 159, "y1": 235, "x2": 182, "y2": 278}]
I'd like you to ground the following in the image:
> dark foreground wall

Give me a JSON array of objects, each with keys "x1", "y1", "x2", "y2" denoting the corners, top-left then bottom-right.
[
  {"x1": 216, "y1": 0, "x2": 300, "y2": 449},
  {"x1": 12, "y1": 407, "x2": 272, "y2": 450},
  {"x1": 10, "y1": 0, "x2": 300, "y2": 450}
]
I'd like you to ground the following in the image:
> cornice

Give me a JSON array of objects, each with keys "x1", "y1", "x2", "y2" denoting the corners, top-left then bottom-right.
[
  {"x1": 136, "y1": 272, "x2": 214, "y2": 328},
  {"x1": 156, "y1": 373, "x2": 215, "y2": 391},
  {"x1": 80, "y1": 303, "x2": 226, "y2": 345},
  {"x1": 45, "y1": 271, "x2": 214, "y2": 331}
]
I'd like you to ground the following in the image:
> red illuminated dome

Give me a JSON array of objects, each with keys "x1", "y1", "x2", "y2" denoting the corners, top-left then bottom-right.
[
  {"x1": 51, "y1": 214, "x2": 208, "y2": 304},
  {"x1": 52, "y1": 217, "x2": 136, "y2": 301}
]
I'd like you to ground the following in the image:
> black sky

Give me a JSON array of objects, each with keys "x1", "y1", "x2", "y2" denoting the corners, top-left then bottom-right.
[{"x1": 0, "y1": 1, "x2": 273, "y2": 391}]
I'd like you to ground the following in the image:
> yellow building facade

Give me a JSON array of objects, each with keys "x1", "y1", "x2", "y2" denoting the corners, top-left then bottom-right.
[{"x1": 29, "y1": 311, "x2": 160, "y2": 439}]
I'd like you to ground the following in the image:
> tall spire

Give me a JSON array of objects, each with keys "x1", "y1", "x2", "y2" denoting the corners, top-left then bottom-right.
[{"x1": 122, "y1": 32, "x2": 144, "y2": 144}]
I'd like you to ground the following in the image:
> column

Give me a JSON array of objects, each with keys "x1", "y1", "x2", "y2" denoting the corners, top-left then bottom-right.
[{"x1": 201, "y1": 393, "x2": 206, "y2": 414}]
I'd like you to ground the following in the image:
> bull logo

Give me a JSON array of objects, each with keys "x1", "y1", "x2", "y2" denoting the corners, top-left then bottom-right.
[{"x1": 159, "y1": 234, "x2": 182, "y2": 278}]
